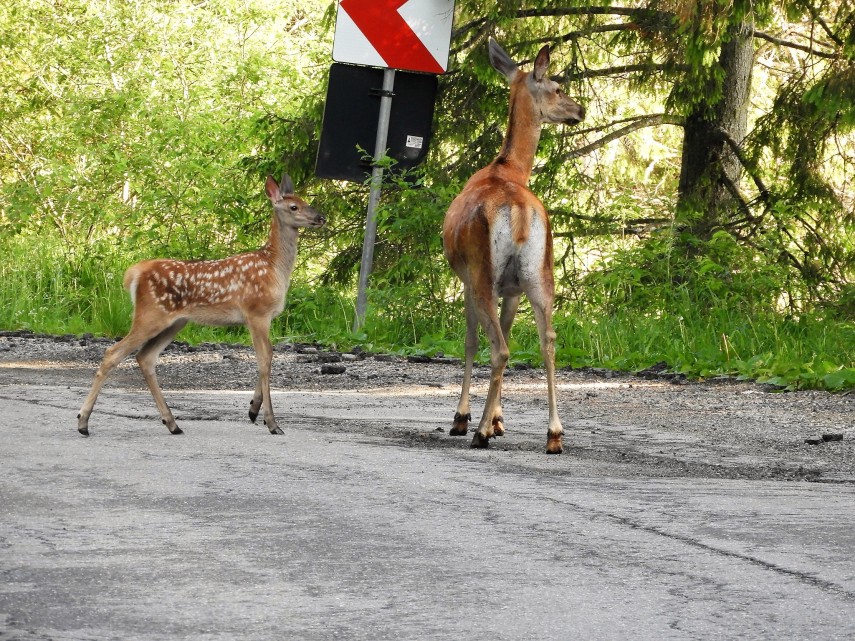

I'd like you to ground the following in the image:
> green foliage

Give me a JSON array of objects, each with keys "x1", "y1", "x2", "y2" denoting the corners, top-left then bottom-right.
[
  {"x1": 0, "y1": 0, "x2": 332, "y2": 257},
  {"x1": 0, "y1": 235, "x2": 132, "y2": 336},
  {"x1": 574, "y1": 227, "x2": 853, "y2": 389},
  {"x1": 0, "y1": 0, "x2": 853, "y2": 391},
  {"x1": 803, "y1": 67, "x2": 855, "y2": 132}
]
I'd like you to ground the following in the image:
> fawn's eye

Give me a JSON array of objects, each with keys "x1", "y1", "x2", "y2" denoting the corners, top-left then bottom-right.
[{"x1": 289, "y1": 204, "x2": 298, "y2": 212}]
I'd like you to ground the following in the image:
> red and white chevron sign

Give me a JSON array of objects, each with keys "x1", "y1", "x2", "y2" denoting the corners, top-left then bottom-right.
[{"x1": 332, "y1": 0, "x2": 455, "y2": 74}]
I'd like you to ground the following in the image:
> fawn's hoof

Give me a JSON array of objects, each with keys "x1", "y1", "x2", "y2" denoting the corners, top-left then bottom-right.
[
  {"x1": 546, "y1": 436, "x2": 563, "y2": 455},
  {"x1": 249, "y1": 399, "x2": 261, "y2": 423},
  {"x1": 77, "y1": 413, "x2": 89, "y2": 436},
  {"x1": 163, "y1": 418, "x2": 183, "y2": 435}
]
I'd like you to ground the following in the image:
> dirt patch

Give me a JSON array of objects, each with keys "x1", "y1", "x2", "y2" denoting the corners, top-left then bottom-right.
[{"x1": 1, "y1": 330, "x2": 853, "y2": 483}]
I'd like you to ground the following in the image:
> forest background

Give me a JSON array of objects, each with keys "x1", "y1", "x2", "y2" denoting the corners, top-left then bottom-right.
[{"x1": 1, "y1": 0, "x2": 853, "y2": 390}]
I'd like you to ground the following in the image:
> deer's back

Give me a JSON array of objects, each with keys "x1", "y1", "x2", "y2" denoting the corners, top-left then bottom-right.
[
  {"x1": 124, "y1": 252, "x2": 286, "y2": 325},
  {"x1": 443, "y1": 169, "x2": 549, "y2": 277}
]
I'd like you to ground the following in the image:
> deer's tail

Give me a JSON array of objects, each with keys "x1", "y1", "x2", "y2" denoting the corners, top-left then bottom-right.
[{"x1": 123, "y1": 263, "x2": 145, "y2": 306}]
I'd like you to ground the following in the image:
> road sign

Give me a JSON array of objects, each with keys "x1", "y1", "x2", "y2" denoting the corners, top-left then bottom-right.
[
  {"x1": 333, "y1": 0, "x2": 455, "y2": 74},
  {"x1": 316, "y1": 64, "x2": 438, "y2": 183},
  {"x1": 325, "y1": 1, "x2": 455, "y2": 330}
]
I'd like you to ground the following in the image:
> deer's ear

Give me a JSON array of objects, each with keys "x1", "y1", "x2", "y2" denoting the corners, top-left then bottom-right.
[
  {"x1": 265, "y1": 175, "x2": 280, "y2": 201},
  {"x1": 279, "y1": 173, "x2": 295, "y2": 195},
  {"x1": 488, "y1": 38, "x2": 518, "y2": 81},
  {"x1": 533, "y1": 45, "x2": 550, "y2": 82}
]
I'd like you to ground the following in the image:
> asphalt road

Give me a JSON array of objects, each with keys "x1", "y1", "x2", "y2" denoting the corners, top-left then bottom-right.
[{"x1": 1, "y1": 373, "x2": 854, "y2": 641}]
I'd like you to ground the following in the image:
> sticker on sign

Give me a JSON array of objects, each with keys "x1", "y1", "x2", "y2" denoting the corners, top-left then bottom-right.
[
  {"x1": 406, "y1": 135, "x2": 424, "y2": 149},
  {"x1": 333, "y1": 0, "x2": 455, "y2": 74}
]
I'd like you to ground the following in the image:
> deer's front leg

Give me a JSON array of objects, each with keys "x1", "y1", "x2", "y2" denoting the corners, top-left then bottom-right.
[
  {"x1": 247, "y1": 318, "x2": 281, "y2": 434},
  {"x1": 248, "y1": 379, "x2": 263, "y2": 424}
]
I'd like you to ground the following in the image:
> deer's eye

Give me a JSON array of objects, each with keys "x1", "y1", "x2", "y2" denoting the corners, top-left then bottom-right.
[{"x1": 290, "y1": 204, "x2": 299, "y2": 212}]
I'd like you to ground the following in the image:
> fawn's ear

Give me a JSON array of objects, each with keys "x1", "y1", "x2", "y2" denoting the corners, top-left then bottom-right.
[
  {"x1": 265, "y1": 175, "x2": 280, "y2": 201},
  {"x1": 533, "y1": 45, "x2": 550, "y2": 82},
  {"x1": 279, "y1": 173, "x2": 295, "y2": 195},
  {"x1": 488, "y1": 38, "x2": 518, "y2": 82}
]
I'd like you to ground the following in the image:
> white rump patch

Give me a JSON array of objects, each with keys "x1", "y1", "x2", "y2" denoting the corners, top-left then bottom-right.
[{"x1": 490, "y1": 206, "x2": 548, "y2": 297}]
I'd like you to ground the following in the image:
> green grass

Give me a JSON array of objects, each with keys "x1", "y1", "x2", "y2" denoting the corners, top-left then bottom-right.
[
  {"x1": 2, "y1": 234, "x2": 852, "y2": 391},
  {"x1": 549, "y1": 307, "x2": 855, "y2": 391}
]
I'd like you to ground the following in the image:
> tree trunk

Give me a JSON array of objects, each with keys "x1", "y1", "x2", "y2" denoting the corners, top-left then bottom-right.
[{"x1": 677, "y1": 21, "x2": 754, "y2": 239}]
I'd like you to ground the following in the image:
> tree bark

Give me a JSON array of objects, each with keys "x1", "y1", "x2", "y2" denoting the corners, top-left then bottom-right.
[{"x1": 677, "y1": 20, "x2": 754, "y2": 239}]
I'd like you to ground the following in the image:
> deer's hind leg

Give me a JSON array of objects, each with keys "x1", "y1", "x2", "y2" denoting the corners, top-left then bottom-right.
[
  {"x1": 77, "y1": 318, "x2": 176, "y2": 436},
  {"x1": 451, "y1": 284, "x2": 479, "y2": 436},
  {"x1": 527, "y1": 284, "x2": 564, "y2": 454},
  {"x1": 492, "y1": 294, "x2": 520, "y2": 437},
  {"x1": 135, "y1": 319, "x2": 188, "y2": 434},
  {"x1": 470, "y1": 291, "x2": 510, "y2": 449}
]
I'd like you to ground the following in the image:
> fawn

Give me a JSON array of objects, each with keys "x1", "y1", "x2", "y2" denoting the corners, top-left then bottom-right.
[{"x1": 77, "y1": 173, "x2": 325, "y2": 436}]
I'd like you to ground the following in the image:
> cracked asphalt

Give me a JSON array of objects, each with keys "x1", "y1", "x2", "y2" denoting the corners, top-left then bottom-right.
[{"x1": 1, "y1": 332, "x2": 854, "y2": 639}]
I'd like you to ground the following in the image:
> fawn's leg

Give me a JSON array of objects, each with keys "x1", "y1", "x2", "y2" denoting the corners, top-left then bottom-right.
[
  {"x1": 77, "y1": 320, "x2": 172, "y2": 436},
  {"x1": 249, "y1": 380, "x2": 263, "y2": 424},
  {"x1": 246, "y1": 317, "x2": 280, "y2": 434},
  {"x1": 135, "y1": 319, "x2": 188, "y2": 434}
]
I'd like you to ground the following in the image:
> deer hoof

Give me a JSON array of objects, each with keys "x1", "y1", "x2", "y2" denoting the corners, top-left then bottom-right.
[
  {"x1": 77, "y1": 413, "x2": 90, "y2": 436},
  {"x1": 249, "y1": 399, "x2": 262, "y2": 423},
  {"x1": 546, "y1": 436, "x2": 563, "y2": 455},
  {"x1": 492, "y1": 416, "x2": 505, "y2": 436},
  {"x1": 169, "y1": 427, "x2": 184, "y2": 435},
  {"x1": 269, "y1": 426, "x2": 284, "y2": 435},
  {"x1": 450, "y1": 412, "x2": 470, "y2": 435},
  {"x1": 470, "y1": 432, "x2": 490, "y2": 449}
]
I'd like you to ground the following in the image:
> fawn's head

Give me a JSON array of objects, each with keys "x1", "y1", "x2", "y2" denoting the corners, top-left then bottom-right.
[
  {"x1": 488, "y1": 38, "x2": 585, "y2": 126},
  {"x1": 265, "y1": 174, "x2": 326, "y2": 229}
]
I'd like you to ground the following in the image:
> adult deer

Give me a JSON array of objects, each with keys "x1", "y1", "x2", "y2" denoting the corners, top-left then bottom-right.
[
  {"x1": 77, "y1": 173, "x2": 325, "y2": 436},
  {"x1": 442, "y1": 39, "x2": 585, "y2": 453}
]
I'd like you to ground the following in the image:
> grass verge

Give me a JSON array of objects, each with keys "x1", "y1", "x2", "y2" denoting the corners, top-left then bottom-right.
[{"x1": 2, "y1": 236, "x2": 852, "y2": 391}]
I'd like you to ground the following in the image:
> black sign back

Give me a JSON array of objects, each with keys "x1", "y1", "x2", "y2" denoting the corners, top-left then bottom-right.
[{"x1": 315, "y1": 64, "x2": 438, "y2": 183}]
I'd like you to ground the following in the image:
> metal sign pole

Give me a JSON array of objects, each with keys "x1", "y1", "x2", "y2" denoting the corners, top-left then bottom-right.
[{"x1": 353, "y1": 67, "x2": 395, "y2": 332}]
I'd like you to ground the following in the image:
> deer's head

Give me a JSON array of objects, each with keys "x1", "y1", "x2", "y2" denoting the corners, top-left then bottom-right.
[
  {"x1": 488, "y1": 38, "x2": 585, "y2": 126},
  {"x1": 265, "y1": 174, "x2": 326, "y2": 229}
]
